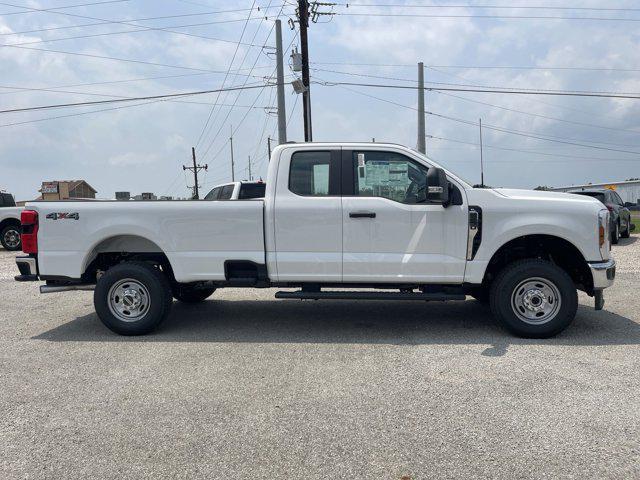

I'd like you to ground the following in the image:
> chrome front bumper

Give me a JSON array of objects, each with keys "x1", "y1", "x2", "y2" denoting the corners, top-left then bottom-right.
[{"x1": 589, "y1": 258, "x2": 616, "y2": 290}]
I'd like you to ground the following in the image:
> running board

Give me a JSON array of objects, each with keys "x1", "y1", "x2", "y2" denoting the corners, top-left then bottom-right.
[{"x1": 275, "y1": 290, "x2": 465, "y2": 301}]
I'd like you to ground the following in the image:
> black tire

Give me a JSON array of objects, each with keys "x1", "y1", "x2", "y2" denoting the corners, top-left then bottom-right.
[
  {"x1": 489, "y1": 259, "x2": 578, "y2": 338},
  {"x1": 621, "y1": 220, "x2": 631, "y2": 239},
  {"x1": 611, "y1": 222, "x2": 619, "y2": 244},
  {"x1": 1, "y1": 224, "x2": 21, "y2": 251},
  {"x1": 172, "y1": 285, "x2": 215, "y2": 303},
  {"x1": 94, "y1": 262, "x2": 172, "y2": 335}
]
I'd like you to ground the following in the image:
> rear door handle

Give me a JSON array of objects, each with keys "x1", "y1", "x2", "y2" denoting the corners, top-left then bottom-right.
[{"x1": 349, "y1": 211, "x2": 376, "y2": 218}]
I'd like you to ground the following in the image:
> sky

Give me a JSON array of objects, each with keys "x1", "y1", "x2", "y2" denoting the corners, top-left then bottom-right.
[{"x1": 1, "y1": 0, "x2": 640, "y2": 201}]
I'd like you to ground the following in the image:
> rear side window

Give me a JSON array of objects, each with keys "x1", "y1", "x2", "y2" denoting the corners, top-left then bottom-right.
[
  {"x1": 238, "y1": 183, "x2": 266, "y2": 199},
  {"x1": 289, "y1": 151, "x2": 332, "y2": 196},
  {"x1": 219, "y1": 184, "x2": 235, "y2": 200}
]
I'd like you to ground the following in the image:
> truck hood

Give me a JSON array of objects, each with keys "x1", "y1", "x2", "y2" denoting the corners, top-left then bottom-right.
[{"x1": 491, "y1": 188, "x2": 602, "y2": 206}]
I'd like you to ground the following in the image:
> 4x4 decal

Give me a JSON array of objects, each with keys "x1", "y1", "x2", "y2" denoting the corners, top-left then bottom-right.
[{"x1": 46, "y1": 212, "x2": 79, "y2": 220}]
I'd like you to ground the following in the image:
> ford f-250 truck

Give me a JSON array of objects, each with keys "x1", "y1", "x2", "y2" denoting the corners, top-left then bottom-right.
[{"x1": 14, "y1": 143, "x2": 615, "y2": 338}]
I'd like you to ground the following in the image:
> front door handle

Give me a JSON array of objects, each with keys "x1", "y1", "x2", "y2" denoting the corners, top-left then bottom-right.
[{"x1": 349, "y1": 211, "x2": 376, "y2": 219}]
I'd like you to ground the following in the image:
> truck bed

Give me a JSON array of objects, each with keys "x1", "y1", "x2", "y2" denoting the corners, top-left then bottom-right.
[{"x1": 30, "y1": 200, "x2": 266, "y2": 282}]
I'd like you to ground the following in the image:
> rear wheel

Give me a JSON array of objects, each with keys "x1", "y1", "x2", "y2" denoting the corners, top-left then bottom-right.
[
  {"x1": 1, "y1": 224, "x2": 21, "y2": 251},
  {"x1": 172, "y1": 285, "x2": 215, "y2": 303},
  {"x1": 94, "y1": 262, "x2": 172, "y2": 335},
  {"x1": 621, "y1": 219, "x2": 631, "y2": 238},
  {"x1": 611, "y1": 222, "x2": 619, "y2": 244},
  {"x1": 489, "y1": 259, "x2": 578, "y2": 338}
]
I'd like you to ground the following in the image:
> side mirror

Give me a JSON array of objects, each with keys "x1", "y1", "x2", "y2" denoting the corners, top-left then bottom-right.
[
  {"x1": 624, "y1": 202, "x2": 635, "y2": 208},
  {"x1": 426, "y1": 167, "x2": 450, "y2": 206}
]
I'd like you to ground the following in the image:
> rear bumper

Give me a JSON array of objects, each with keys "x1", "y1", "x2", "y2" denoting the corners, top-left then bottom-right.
[
  {"x1": 15, "y1": 255, "x2": 38, "y2": 281},
  {"x1": 588, "y1": 258, "x2": 616, "y2": 290}
]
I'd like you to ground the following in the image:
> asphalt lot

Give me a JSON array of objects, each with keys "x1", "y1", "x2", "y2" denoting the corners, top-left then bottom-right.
[{"x1": 1, "y1": 240, "x2": 639, "y2": 479}]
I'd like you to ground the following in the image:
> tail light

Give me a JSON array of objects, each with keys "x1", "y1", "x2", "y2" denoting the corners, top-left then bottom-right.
[
  {"x1": 606, "y1": 205, "x2": 613, "y2": 212},
  {"x1": 21, "y1": 210, "x2": 38, "y2": 254},
  {"x1": 598, "y1": 209, "x2": 610, "y2": 258}
]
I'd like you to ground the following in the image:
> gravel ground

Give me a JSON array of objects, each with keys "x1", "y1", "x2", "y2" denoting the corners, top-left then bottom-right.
[{"x1": 1, "y1": 239, "x2": 639, "y2": 479}]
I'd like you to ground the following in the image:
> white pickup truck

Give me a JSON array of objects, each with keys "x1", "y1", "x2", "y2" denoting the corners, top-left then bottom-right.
[
  {"x1": 15, "y1": 142, "x2": 615, "y2": 338},
  {"x1": 1, "y1": 192, "x2": 22, "y2": 251}
]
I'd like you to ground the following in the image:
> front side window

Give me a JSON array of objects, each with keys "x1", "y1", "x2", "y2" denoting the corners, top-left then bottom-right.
[
  {"x1": 353, "y1": 151, "x2": 428, "y2": 204},
  {"x1": 289, "y1": 151, "x2": 331, "y2": 196}
]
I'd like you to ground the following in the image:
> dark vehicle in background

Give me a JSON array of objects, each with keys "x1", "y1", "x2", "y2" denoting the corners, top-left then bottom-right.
[
  {"x1": 0, "y1": 192, "x2": 23, "y2": 251},
  {"x1": 204, "y1": 181, "x2": 266, "y2": 201},
  {"x1": 569, "y1": 188, "x2": 633, "y2": 244}
]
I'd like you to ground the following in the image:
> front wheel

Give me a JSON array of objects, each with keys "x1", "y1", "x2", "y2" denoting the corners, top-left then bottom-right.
[
  {"x1": 489, "y1": 259, "x2": 578, "y2": 338},
  {"x1": 94, "y1": 262, "x2": 172, "y2": 335},
  {"x1": 1, "y1": 224, "x2": 21, "y2": 251}
]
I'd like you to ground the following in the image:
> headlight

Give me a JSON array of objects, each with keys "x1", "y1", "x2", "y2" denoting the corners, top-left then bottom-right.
[{"x1": 598, "y1": 209, "x2": 610, "y2": 258}]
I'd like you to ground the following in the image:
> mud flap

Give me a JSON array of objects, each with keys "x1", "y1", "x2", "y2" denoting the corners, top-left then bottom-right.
[{"x1": 594, "y1": 290, "x2": 605, "y2": 311}]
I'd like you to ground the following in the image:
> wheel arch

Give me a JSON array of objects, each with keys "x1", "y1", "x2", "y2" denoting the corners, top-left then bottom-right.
[
  {"x1": 81, "y1": 234, "x2": 176, "y2": 283},
  {"x1": 482, "y1": 234, "x2": 593, "y2": 294}
]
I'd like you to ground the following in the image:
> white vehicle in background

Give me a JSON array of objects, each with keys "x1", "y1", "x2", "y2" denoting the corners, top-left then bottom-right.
[
  {"x1": 0, "y1": 192, "x2": 22, "y2": 251},
  {"x1": 15, "y1": 142, "x2": 615, "y2": 338},
  {"x1": 204, "y1": 181, "x2": 266, "y2": 201}
]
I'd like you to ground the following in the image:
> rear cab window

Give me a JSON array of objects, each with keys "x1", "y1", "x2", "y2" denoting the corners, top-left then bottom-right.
[{"x1": 238, "y1": 183, "x2": 266, "y2": 199}]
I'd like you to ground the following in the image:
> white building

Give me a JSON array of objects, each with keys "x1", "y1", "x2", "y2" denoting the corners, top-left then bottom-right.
[{"x1": 549, "y1": 180, "x2": 640, "y2": 204}]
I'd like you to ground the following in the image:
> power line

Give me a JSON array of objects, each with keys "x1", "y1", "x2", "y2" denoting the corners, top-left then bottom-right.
[
  {"x1": 335, "y1": 12, "x2": 640, "y2": 22},
  {"x1": 313, "y1": 79, "x2": 640, "y2": 99},
  {"x1": 0, "y1": 7, "x2": 284, "y2": 38},
  {"x1": 311, "y1": 75, "x2": 640, "y2": 155},
  {"x1": 427, "y1": 135, "x2": 640, "y2": 163},
  {"x1": 194, "y1": 0, "x2": 258, "y2": 149},
  {"x1": 198, "y1": 2, "x2": 286, "y2": 158},
  {"x1": 0, "y1": 68, "x2": 276, "y2": 97},
  {"x1": 311, "y1": 61, "x2": 640, "y2": 73},
  {"x1": 0, "y1": 82, "x2": 274, "y2": 114},
  {"x1": 0, "y1": 0, "x2": 129, "y2": 15},
  {"x1": 335, "y1": 3, "x2": 640, "y2": 13}
]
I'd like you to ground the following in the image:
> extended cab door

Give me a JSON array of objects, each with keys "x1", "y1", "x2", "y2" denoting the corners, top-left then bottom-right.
[
  {"x1": 272, "y1": 147, "x2": 342, "y2": 281},
  {"x1": 341, "y1": 148, "x2": 468, "y2": 283}
]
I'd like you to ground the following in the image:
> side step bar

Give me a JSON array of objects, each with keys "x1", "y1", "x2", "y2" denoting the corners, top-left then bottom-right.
[
  {"x1": 40, "y1": 284, "x2": 95, "y2": 294},
  {"x1": 275, "y1": 290, "x2": 465, "y2": 301}
]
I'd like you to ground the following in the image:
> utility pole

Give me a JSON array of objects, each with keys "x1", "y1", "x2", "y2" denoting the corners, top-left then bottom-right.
[
  {"x1": 417, "y1": 61, "x2": 426, "y2": 154},
  {"x1": 479, "y1": 118, "x2": 485, "y2": 187},
  {"x1": 275, "y1": 19, "x2": 287, "y2": 144},
  {"x1": 230, "y1": 125, "x2": 235, "y2": 182},
  {"x1": 298, "y1": 0, "x2": 312, "y2": 141},
  {"x1": 183, "y1": 147, "x2": 207, "y2": 199},
  {"x1": 248, "y1": 155, "x2": 252, "y2": 181},
  {"x1": 267, "y1": 136, "x2": 272, "y2": 159}
]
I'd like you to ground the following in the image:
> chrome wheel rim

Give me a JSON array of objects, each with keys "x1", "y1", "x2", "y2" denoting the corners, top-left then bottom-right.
[
  {"x1": 511, "y1": 277, "x2": 561, "y2": 325},
  {"x1": 107, "y1": 278, "x2": 151, "y2": 322},
  {"x1": 3, "y1": 228, "x2": 20, "y2": 248}
]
